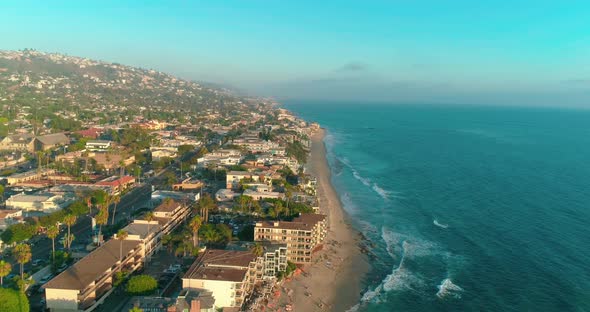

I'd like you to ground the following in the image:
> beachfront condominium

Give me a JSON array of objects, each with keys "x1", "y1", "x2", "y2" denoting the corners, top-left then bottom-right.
[
  {"x1": 182, "y1": 249, "x2": 258, "y2": 309},
  {"x1": 254, "y1": 213, "x2": 327, "y2": 264},
  {"x1": 182, "y1": 247, "x2": 287, "y2": 310}
]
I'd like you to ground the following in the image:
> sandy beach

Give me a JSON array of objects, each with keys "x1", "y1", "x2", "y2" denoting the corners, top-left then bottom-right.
[{"x1": 272, "y1": 128, "x2": 369, "y2": 312}]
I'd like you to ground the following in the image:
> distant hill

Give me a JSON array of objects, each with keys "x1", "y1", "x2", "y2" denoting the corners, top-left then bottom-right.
[{"x1": 0, "y1": 49, "x2": 247, "y2": 113}]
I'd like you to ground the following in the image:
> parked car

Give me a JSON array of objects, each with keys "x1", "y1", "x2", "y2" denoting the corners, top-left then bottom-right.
[
  {"x1": 39, "y1": 274, "x2": 53, "y2": 284},
  {"x1": 32, "y1": 259, "x2": 46, "y2": 266}
]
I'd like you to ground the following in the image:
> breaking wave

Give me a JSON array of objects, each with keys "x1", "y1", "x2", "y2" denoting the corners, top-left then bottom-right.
[
  {"x1": 349, "y1": 228, "x2": 433, "y2": 310},
  {"x1": 436, "y1": 278, "x2": 463, "y2": 299},
  {"x1": 433, "y1": 219, "x2": 449, "y2": 229},
  {"x1": 337, "y1": 156, "x2": 394, "y2": 201}
]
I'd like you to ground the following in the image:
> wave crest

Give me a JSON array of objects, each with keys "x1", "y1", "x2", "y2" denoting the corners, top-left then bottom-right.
[{"x1": 436, "y1": 278, "x2": 463, "y2": 299}]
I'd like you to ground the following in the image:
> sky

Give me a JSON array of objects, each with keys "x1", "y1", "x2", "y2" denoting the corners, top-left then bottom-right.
[{"x1": 1, "y1": 0, "x2": 590, "y2": 106}]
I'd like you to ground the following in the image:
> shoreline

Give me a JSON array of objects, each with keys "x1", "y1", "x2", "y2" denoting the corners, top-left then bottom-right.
[{"x1": 278, "y1": 128, "x2": 369, "y2": 311}]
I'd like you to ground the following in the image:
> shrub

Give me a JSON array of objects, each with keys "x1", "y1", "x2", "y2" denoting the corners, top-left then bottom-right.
[
  {"x1": 0, "y1": 288, "x2": 29, "y2": 312},
  {"x1": 125, "y1": 275, "x2": 158, "y2": 295}
]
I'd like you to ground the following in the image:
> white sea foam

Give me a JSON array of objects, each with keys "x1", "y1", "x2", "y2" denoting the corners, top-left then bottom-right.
[
  {"x1": 433, "y1": 219, "x2": 449, "y2": 229},
  {"x1": 340, "y1": 192, "x2": 357, "y2": 213},
  {"x1": 341, "y1": 158, "x2": 395, "y2": 200},
  {"x1": 372, "y1": 183, "x2": 393, "y2": 200},
  {"x1": 436, "y1": 278, "x2": 463, "y2": 299},
  {"x1": 352, "y1": 168, "x2": 372, "y2": 187}
]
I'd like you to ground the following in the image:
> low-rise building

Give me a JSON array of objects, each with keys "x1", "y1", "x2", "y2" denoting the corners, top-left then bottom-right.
[
  {"x1": 44, "y1": 238, "x2": 144, "y2": 312},
  {"x1": 126, "y1": 289, "x2": 215, "y2": 312},
  {"x1": 182, "y1": 250, "x2": 257, "y2": 309},
  {"x1": 242, "y1": 189, "x2": 282, "y2": 201},
  {"x1": 0, "y1": 209, "x2": 23, "y2": 230},
  {"x1": 172, "y1": 178, "x2": 204, "y2": 191},
  {"x1": 95, "y1": 175, "x2": 135, "y2": 195},
  {"x1": 152, "y1": 199, "x2": 191, "y2": 235},
  {"x1": 5, "y1": 192, "x2": 69, "y2": 213},
  {"x1": 85, "y1": 140, "x2": 112, "y2": 151},
  {"x1": 225, "y1": 171, "x2": 271, "y2": 190},
  {"x1": 33, "y1": 133, "x2": 70, "y2": 151},
  {"x1": 254, "y1": 214, "x2": 327, "y2": 264},
  {"x1": 120, "y1": 220, "x2": 162, "y2": 262},
  {"x1": 6, "y1": 168, "x2": 56, "y2": 185}
]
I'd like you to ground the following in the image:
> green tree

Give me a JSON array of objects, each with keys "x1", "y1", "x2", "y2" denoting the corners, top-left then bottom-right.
[
  {"x1": 111, "y1": 195, "x2": 121, "y2": 225},
  {"x1": 189, "y1": 216, "x2": 202, "y2": 249},
  {"x1": 198, "y1": 194, "x2": 215, "y2": 223},
  {"x1": 46, "y1": 225, "x2": 59, "y2": 263},
  {"x1": 0, "y1": 288, "x2": 29, "y2": 312},
  {"x1": 13, "y1": 243, "x2": 32, "y2": 280},
  {"x1": 125, "y1": 275, "x2": 158, "y2": 295},
  {"x1": 117, "y1": 230, "x2": 128, "y2": 261},
  {"x1": 96, "y1": 207, "x2": 109, "y2": 246},
  {"x1": 63, "y1": 214, "x2": 77, "y2": 250},
  {"x1": 0, "y1": 184, "x2": 4, "y2": 202},
  {"x1": 0, "y1": 260, "x2": 11, "y2": 286},
  {"x1": 0, "y1": 224, "x2": 37, "y2": 244},
  {"x1": 129, "y1": 306, "x2": 144, "y2": 312},
  {"x1": 250, "y1": 243, "x2": 264, "y2": 257}
]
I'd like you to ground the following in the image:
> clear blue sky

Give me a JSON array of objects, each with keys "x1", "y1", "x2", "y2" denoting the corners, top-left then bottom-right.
[{"x1": 1, "y1": 0, "x2": 590, "y2": 106}]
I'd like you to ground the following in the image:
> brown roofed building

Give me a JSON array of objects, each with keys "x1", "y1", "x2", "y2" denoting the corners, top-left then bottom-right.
[
  {"x1": 153, "y1": 199, "x2": 191, "y2": 235},
  {"x1": 34, "y1": 133, "x2": 70, "y2": 151},
  {"x1": 254, "y1": 213, "x2": 327, "y2": 264},
  {"x1": 182, "y1": 249, "x2": 258, "y2": 309},
  {"x1": 44, "y1": 238, "x2": 143, "y2": 312}
]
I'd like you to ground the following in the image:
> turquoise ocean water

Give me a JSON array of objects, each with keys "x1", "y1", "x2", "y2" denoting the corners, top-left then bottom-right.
[{"x1": 283, "y1": 101, "x2": 590, "y2": 312}]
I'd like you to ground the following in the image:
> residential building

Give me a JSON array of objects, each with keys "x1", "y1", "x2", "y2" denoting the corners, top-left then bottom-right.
[
  {"x1": 0, "y1": 133, "x2": 34, "y2": 151},
  {"x1": 33, "y1": 133, "x2": 70, "y2": 151},
  {"x1": 6, "y1": 168, "x2": 56, "y2": 185},
  {"x1": 242, "y1": 189, "x2": 282, "y2": 201},
  {"x1": 150, "y1": 146, "x2": 177, "y2": 160},
  {"x1": 260, "y1": 243, "x2": 288, "y2": 279},
  {"x1": 152, "y1": 199, "x2": 191, "y2": 235},
  {"x1": 0, "y1": 209, "x2": 23, "y2": 230},
  {"x1": 95, "y1": 175, "x2": 135, "y2": 195},
  {"x1": 182, "y1": 250, "x2": 257, "y2": 309},
  {"x1": 172, "y1": 178, "x2": 204, "y2": 191},
  {"x1": 254, "y1": 214, "x2": 327, "y2": 264},
  {"x1": 85, "y1": 140, "x2": 112, "y2": 151},
  {"x1": 126, "y1": 289, "x2": 215, "y2": 312},
  {"x1": 225, "y1": 171, "x2": 271, "y2": 190},
  {"x1": 44, "y1": 238, "x2": 144, "y2": 312},
  {"x1": 5, "y1": 192, "x2": 70, "y2": 213},
  {"x1": 120, "y1": 220, "x2": 162, "y2": 262}
]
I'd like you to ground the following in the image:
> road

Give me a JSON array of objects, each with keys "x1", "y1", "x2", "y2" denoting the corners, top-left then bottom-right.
[{"x1": 5, "y1": 182, "x2": 153, "y2": 279}]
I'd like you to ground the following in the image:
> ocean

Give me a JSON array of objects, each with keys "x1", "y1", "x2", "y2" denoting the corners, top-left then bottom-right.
[{"x1": 283, "y1": 101, "x2": 590, "y2": 312}]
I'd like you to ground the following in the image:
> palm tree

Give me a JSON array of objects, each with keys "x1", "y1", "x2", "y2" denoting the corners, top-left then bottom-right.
[
  {"x1": 250, "y1": 243, "x2": 264, "y2": 257},
  {"x1": 63, "y1": 214, "x2": 77, "y2": 250},
  {"x1": 189, "y1": 216, "x2": 202, "y2": 250},
  {"x1": 46, "y1": 224, "x2": 59, "y2": 263},
  {"x1": 13, "y1": 243, "x2": 32, "y2": 280},
  {"x1": 0, "y1": 260, "x2": 11, "y2": 286},
  {"x1": 275, "y1": 202, "x2": 285, "y2": 220},
  {"x1": 117, "y1": 230, "x2": 128, "y2": 261},
  {"x1": 284, "y1": 189, "x2": 293, "y2": 218},
  {"x1": 198, "y1": 194, "x2": 215, "y2": 223},
  {"x1": 110, "y1": 194, "x2": 121, "y2": 225},
  {"x1": 96, "y1": 208, "x2": 108, "y2": 246},
  {"x1": 144, "y1": 212, "x2": 155, "y2": 238}
]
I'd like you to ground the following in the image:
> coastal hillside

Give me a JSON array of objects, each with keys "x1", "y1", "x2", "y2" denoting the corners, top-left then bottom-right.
[{"x1": 0, "y1": 49, "x2": 250, "y2": 113}]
